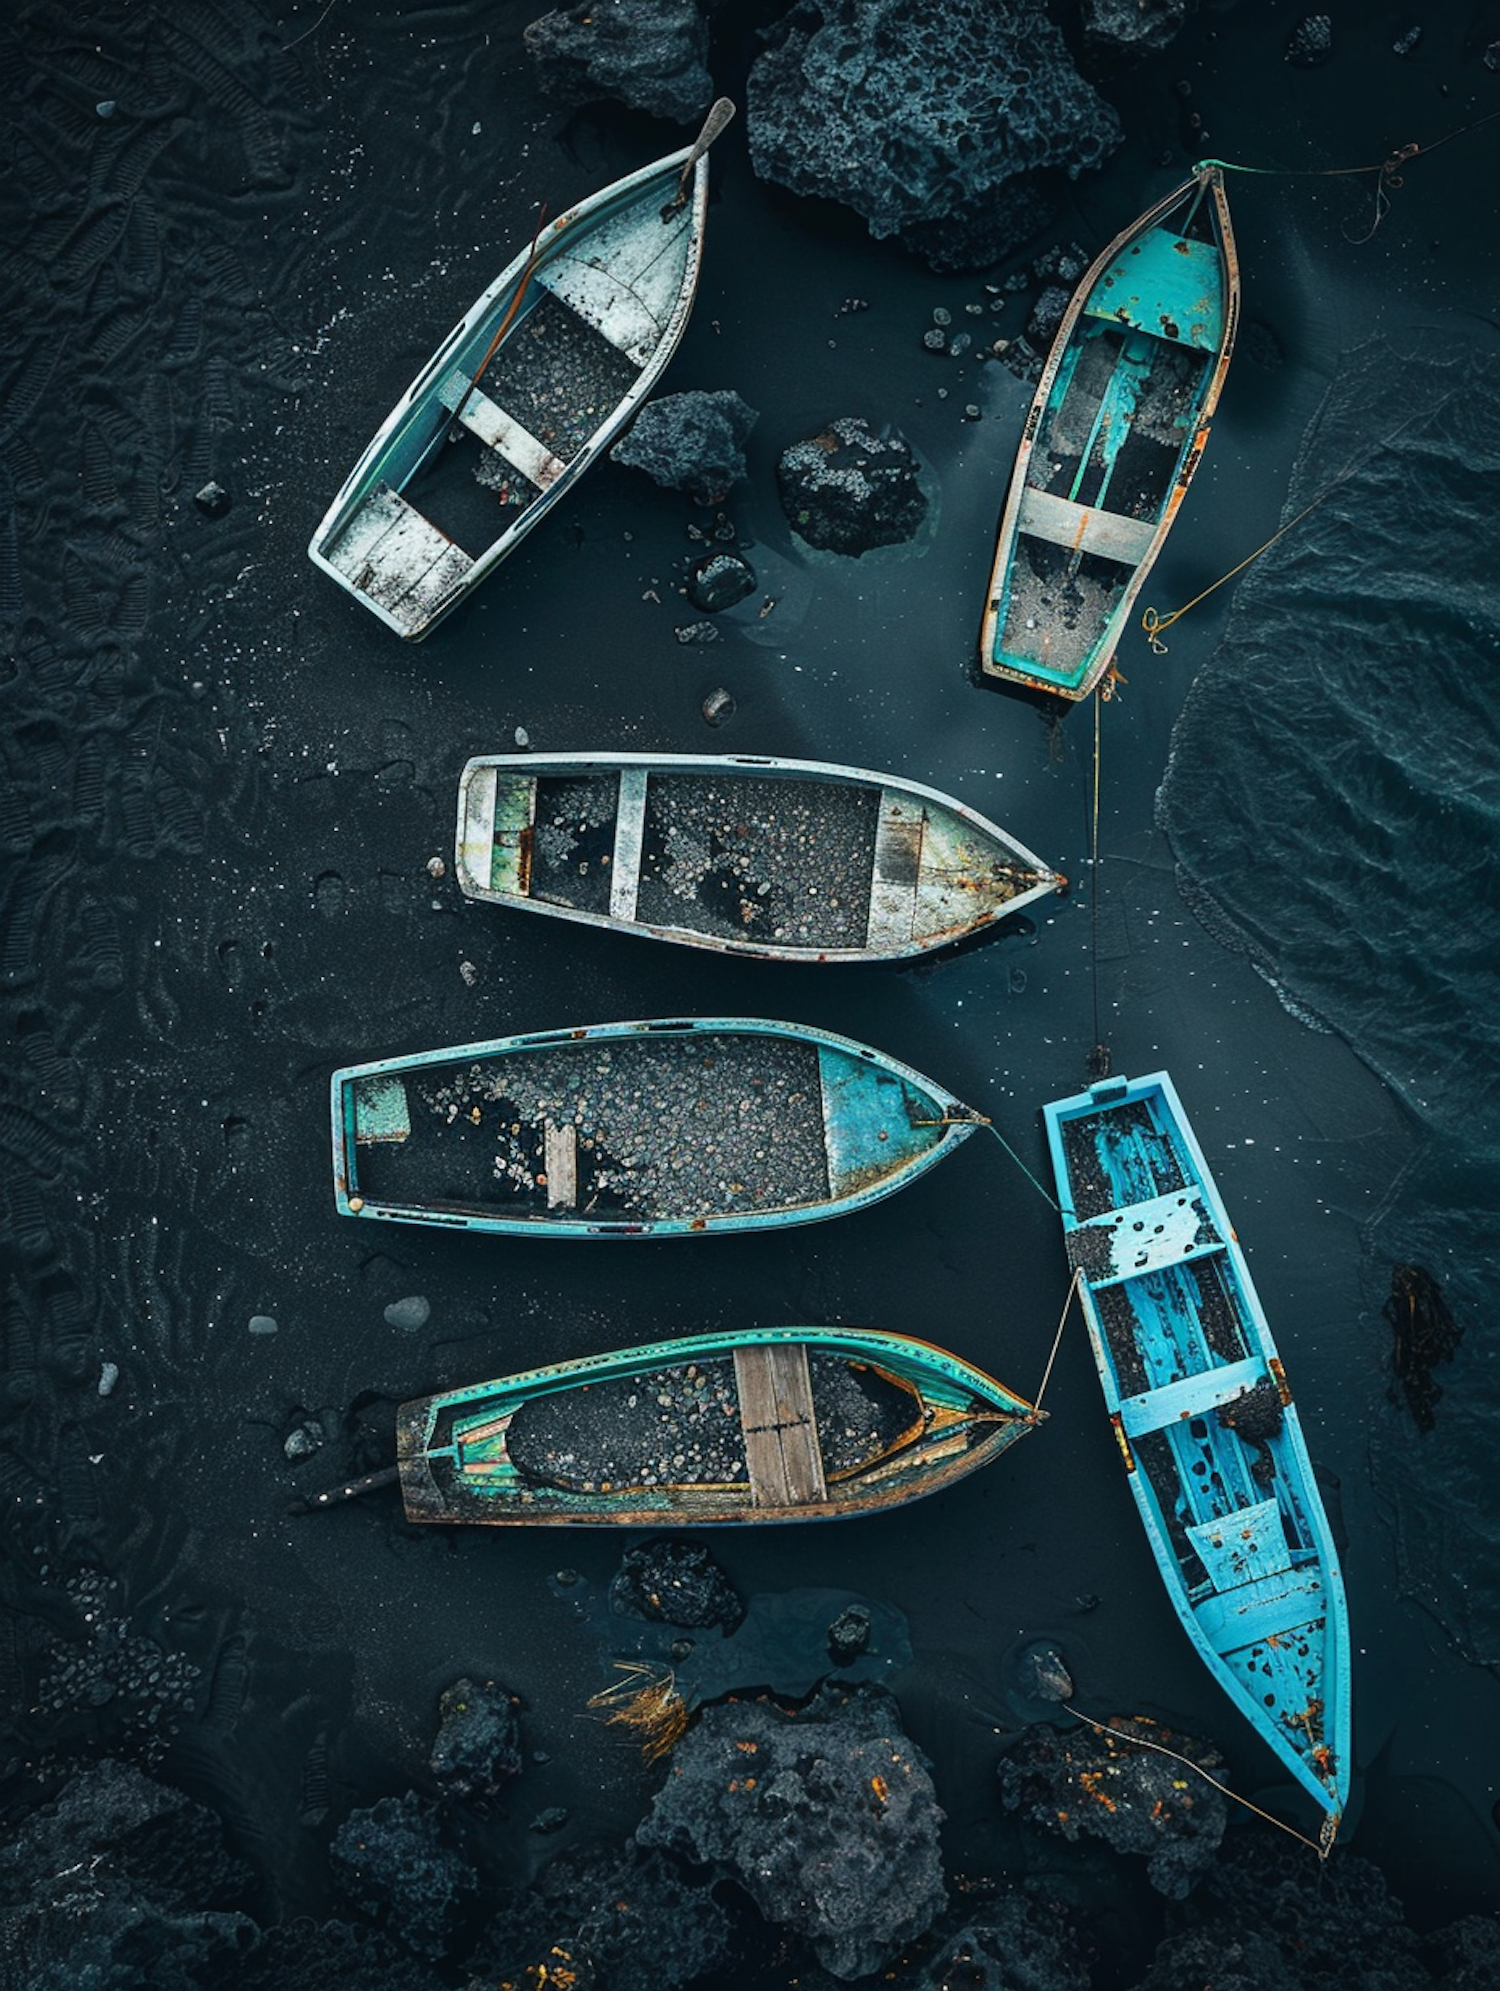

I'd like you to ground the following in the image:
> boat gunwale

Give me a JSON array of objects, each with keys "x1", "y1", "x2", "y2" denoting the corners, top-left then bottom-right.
[
  {"x1": 979, "y1": 164, "x2": 1240, "y2": 701},
  {"x1": 330, "y1": 1016, "x2": 981, "y2": 1238},
  {"x1": 395, "y1": 1323, "x2": 1038, "y2": 1525},
  {"x1": 453, "y1": 749, "x2": 1064, "y2": 959},
  {"x1": 307, "y1": 143, "x2": 708, "y2": 641},
  {"x1": 1041, "y1": 1069, "x2": 1351, "y2": 1821}
]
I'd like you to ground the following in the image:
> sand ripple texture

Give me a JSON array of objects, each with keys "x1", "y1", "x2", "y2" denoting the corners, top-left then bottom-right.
[{"x1": 1157, "y1": 334, "x2": 1500, "y2": 1666}]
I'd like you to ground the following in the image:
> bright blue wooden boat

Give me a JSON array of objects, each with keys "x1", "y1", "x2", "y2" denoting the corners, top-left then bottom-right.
[
  {"x1": 456, "y1": 751, "x2": 1064, "y2": 962},
  {"x1": 307, "y1": 103, "x2": 732, "y2": 640},
  {"x1": 332, "y1": 1018, "x2": 982, "y2": 1238},
  {"x1": 386, "y1": 1326, "x2": 1042, "y2": 1526},
  {"x1": 981, "y1": 165, "x2": 1238, "y2": 700},
  {"x1": 1041, "y1": 1071, "x2": 1350, "y2": 1836}
]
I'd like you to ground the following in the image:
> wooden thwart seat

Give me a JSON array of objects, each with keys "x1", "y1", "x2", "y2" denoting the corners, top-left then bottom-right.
[
  {"x1": 543, "y1": 1122, "x2": 578, "y2": 1210},
  {"x1": 1017, "y1": 485, "x2": 1157, "y2": 566},
  {"x1": 734, "y1": 1343, "x2": 827, "y2": 1507},
  {"x1": 438, "y1": 371, "x2": 567, "y2": 490},
  {"x1": 609, "y1": 767, "x2": 649, "y2": 923},
  {"x1": 325, "y1": 484, "x2": 475, "y2": 635},
  {"x1": 1119, "y1": 1355, "x2": 1268, "y2": 1438}
]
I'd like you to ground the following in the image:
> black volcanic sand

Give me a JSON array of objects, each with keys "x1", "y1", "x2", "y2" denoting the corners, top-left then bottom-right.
[{"x1": 3, "y1": 2, "x2": 1500, "y2": 1986}]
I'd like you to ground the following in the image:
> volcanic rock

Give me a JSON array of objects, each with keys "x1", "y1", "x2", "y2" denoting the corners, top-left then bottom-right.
[
  {"x1": 637, "y1": 1679, "x2": 945, "y2": 1978},
  {"x1": 609, "y1": 1538, "x2": 744, "y2": 1630},
  {"x1": 612, "y1": 389, "x2": 758, "y2": 505},
  {"x1": 523, "y1": 0, "x2": 715, "y2": 121},
  {"x1": 430, "y1": 1677, "x2": 523, "y2": 1799},
  {"x1": 746, "y1": 0, "x2": 1121, "y2": 271},
  {"x1": 777, "y1": 416, "x2": 926, "y2": 555},
  {"x1": 329, "y1": 1792, "x2": 475, "y2": 1959},
  {"x1": 996, "y1": 1715, "x2": 1227, "y2": 1899}
]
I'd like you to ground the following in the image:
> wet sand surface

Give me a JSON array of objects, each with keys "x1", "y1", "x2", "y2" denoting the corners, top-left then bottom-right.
[{"x1": 3, "y1": 0, "x2": 1500, "y2": 1980}]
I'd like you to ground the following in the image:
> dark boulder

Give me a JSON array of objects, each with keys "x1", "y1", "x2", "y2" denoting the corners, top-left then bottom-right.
[
  {"x1": 777, "y1": 416, "x2": 927, "y2": 556},
  {"x1": 909, "y1": 1894, "x2": 1091, "y2": 1991},
  {"x1": 996, "y1": 1715, "x2": 1226, "y2": 1899},
  {"x1": 746, "y1": 0, "x2": 1121, "y2": 272},
  {"x1": 610, "y1": 1538, "x2": 744, "y2": 1630},
  {"x1": 1285, "y1": 16, "x2": 1333, "y2": 67},
  {"x1": 612, "y1": 389, "x2": 758, "y2": 505},
  {"x1": 430, "y1": 1676, "x2": 523, "y2": 1800},
  {"x1": 826, "y1": 1603, "x2": 872, "y2": 1664},
  {"x1": 1081, "y1": 0, "x2": 1190, "y2": 66},
  {"x1": 636, "y1": 1679, "x2": 945, "y2": 1979},
  {"x1": 523, "y1": 0, "x2": 715, "y2": 122},
  {"x1": 1132, "y1": 1828, "x2": 1429, "y2": 1990},
  {"x1": 329, "y1": 1792, "x2": 475, "y2": 1959},
  {"x1": 467, "y1": 1840, "x2": 736, "y2": 1991}
]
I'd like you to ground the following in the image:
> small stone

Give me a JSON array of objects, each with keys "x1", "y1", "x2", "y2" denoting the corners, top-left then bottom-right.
[
  {"x1": 701, "y1": 687, "x2": 736, "y2": 727},
  {"x1": 827, "y1": 1604, "x2": 872, "y2": 1663},
  {"x1": 193, "y1": 480, "x2": 230, "y2": 518},
  {"x1": 248, "y1": 1314, "x2": 278, "y2": 1337},
  {"x1": 98, "y1": 1362, "x2": 119, "y2": 1397},
  {"x1": 283, "y1": 1424, "x2": 322, "y2": 1461},
  {"x1": 514, "y1": 725, "x2": 531, "y2": 748},
  {"x1": 426, "y1": 856, "x2": 445, "y2": 879},
  {"x1": 459, "y1": 960, "x2": 478, "y2": 986},
  {"x1": 675, "y1": 619, "x2": 719, "y2": 645},
  {"x1": 1392, "y1": 26, "x2": 1421, "y2": 56},
  {"x1": 922, "y1": 327, "x2": 947, "y2": 352},
  {"x1": 384, "y1": 1294, "x2": 431, "y2": 1332},
  {"x1": 962, "y1": 404, "x2": 982, "y2": 421},
  {"x1": 687, "y1": 551, "x2": 756, "y2": 613},
  {"x1": 95, "y1": 100, "x2": 117, "y2": 118},
  {"x1": 949, "y1": 332, "x2": 971, "y2": 357},
  {"x1": 931, "y1": 306, "x2": 952, "y2": 326},
  {"x1": 529, "y1": 1806, "x2": 569, "y2": 1834}
]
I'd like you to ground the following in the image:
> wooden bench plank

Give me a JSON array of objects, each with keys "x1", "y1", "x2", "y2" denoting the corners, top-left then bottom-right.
[
  {"x1": 1017, "y1": 484, "x2": 1157, "y2": 566},
  {"x1": 609, "y1": 767, "x2": 648, "y2": 924},
  {"x1": 735, "y1": 1343, "x2": 827, "y2": 1508},
  {"x1": 864, "y1": 797, "x2": 924, "y2": 950},
  {"x1": 1120, "y1": 1355, "x2": 1269, "y2": 1438},
  {"x1": 438, "y1": 371, "x2": 567, "y2": 490},
  {"x1": 543, "y1": 1121, "x2": 578, "y2": 1210},
  {"x1": 326, "y1": 483, "x2": 475, "y2": 634}
]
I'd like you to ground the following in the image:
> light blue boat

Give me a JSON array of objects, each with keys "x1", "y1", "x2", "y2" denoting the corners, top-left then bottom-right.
[
  {"x1": 1042, "y1": 1071, "x2": 1350, "y2": 1838},
  {"x1": 981, "y1": 165, "x2": 1238, "y2": 700},
  {"x1": 332, "y1": 1018, "x2": 982, "y2": 1238}
]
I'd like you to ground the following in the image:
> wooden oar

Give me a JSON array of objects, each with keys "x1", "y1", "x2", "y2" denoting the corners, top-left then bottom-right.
[
  {"x1": 448, "y1": 201, "x2": 550, "y2": 428},
  {"x1": 668, "y1": 96, "x2": 736, "y2": 208}
]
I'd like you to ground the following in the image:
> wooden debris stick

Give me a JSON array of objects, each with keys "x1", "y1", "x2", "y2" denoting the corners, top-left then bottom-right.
[
  {"x1": 735, "y1": 1342, "x2": 827, "y2": 1507},
  {"x1": 543, "y1": 1121, "x2": 578, "y2": 1210}
]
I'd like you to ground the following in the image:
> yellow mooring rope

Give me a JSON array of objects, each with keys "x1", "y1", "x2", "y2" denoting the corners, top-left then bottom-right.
[{"x1": 1063, "y1": 1704, "x2": 1338, "y2": 1860}]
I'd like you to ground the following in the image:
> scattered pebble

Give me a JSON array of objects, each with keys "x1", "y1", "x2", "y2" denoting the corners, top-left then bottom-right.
[
  {"x1": 193, "y1": 480, "x2": 230, "y2": 518},
  {"x1": 426, "y1": 856, "x2": 445, "y2": 879},
  {"x1": 98, "y1": 1361, "x2": 119, "y2": 1397},
  {"x1": 384, "y1": 1294, "x2": 431, "y2": 1332},
  {"x1": 514, "y1": 725, "x2": 531, "y2": 748},
  {"x1": 701, "y1": 686, "x2": 736, "y2": 727},
  {"x1": 248, "y1": 1314, "x2": 278, "y2": 1337},
  {"x1": 459, "y1": 959, "x2": 478, "y2": 986}
]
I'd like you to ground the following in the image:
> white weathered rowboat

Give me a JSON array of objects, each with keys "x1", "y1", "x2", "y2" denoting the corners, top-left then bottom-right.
[
  {"x1": 308, "y1": 104, "x2": 733, "y2": 640},
  {"x1": 455, "y1": 752, "x2": 1064, "y2": 961}
]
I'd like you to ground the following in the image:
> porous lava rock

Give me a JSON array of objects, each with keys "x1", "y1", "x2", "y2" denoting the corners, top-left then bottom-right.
[
  {"x1": 636, "y1": 1679, "x2": 945, "y2": 1979},
  {"x1": 523, "y1": 0, "x2": 715, "y2": 122},
  {"x1": 910, "y1": 1893, "x2": 1091, "y2": 1991},
  {"x1": 1081, "y1": 0, "x2": 1190, "y2": 65},
  {"x1": 430, "y1": 1676, "x2": 523, "y2": 1799},
  {"x1": 1130, "y1": 1828, "x2": 1429, "y2": 1990},
  {"x1": 746, "y1": 0, "x2": 1122, "y2": 271},
  {"x1": 777, "y1": 416, "x2": 926, "y2": 555},
  {"x1": 466, "y1": 1841, "x2": 736, "y2": 1991},
  {"x1": 612, "y1": 389, "x2": 758, "y2": 505},
  {"x1": 996, "y1": 1715, "x2": 1226, "y2": 1899},
  {"x1": 330, "y1": 1792, "x2": 476, "y2": 1959},
  {"x1": 609, "y1": 1538, "x2": 744, "y2": 1631}
]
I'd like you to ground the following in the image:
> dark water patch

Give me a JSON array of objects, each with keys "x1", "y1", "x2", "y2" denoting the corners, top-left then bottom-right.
[{"x1": 1158, "y1": 333, "x2": 1500, "y2": 1673}]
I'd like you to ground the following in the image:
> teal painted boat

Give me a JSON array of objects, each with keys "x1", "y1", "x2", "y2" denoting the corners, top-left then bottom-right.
[
  {"x1": 307, "y1": 102, "x2": 733, "y2": 640},
  {"x1": 456, "y1": 751, "x2": 1065, "y2": 961},
  {"x1": 332, "y1": 1017, "x2": 982, "y2": 1238},
  {"x1": 384, "y1": 1326, "x2": 1042, "y2": 1525},
  {"x1": 1042, "y1": 1071, "x2": 1350, "y2": 1839},
  {"x1": 981, "y1": 165, "x2": 1238, "y2": 700}
]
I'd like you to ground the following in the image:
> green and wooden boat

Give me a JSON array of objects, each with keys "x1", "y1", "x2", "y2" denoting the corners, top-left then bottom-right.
[
  {"x1": 308, "y1": 102, "x2": 733, "y2": 640},
  {"x1": 980, "y1": 164, "x2": 1239, "y2": 701},
  {"x1": 377, "y1": 1327, "x2": 1042, "y2": 1525},
  {"x1": 331, "y1": 1017, "x2": 983, "y2": 1238},
  {"x1": 456, "y1": 751, "x2": 1064, "y2": 961}
]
